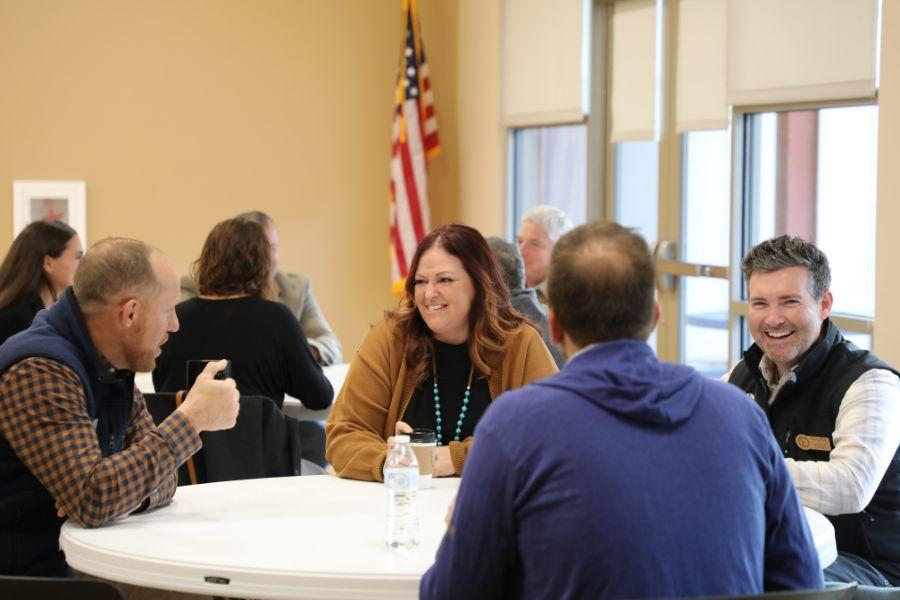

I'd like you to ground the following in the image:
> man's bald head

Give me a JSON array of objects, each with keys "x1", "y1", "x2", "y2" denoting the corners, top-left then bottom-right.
[
  {"x1": 548, "y1": 222, "x2": 656, "y2": 347},
  {"x1": 74, "y1": 238, "x2": 163, "y2": 314}
]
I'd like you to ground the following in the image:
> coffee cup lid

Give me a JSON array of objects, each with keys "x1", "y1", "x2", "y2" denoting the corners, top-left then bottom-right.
[{"x1": 410, "y1": 428, "x2": 436, "y2": 443}]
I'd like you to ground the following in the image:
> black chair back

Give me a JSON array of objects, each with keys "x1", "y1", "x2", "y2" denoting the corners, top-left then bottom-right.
[
  {"x1": 0, "y1": 575, "x2": 124, "y2": 599},
  {"x1": 142, "y1": 393, "x2": 305, "y2": 484},
  {"x1": 689, "y1": 582, "x2": 857, "y2": 600}
]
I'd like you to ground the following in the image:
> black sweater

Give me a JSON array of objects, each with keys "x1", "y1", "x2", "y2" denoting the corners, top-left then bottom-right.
[
  {"x1": 152, "y1": 296, "x2": 332, "y2": 409},
  {"x1": 0, "y1": 296, "x2": 44, "y2": 346}
]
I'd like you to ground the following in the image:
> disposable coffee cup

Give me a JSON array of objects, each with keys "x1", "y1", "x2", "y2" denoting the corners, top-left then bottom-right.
[
  {"x1": 185, "y1": 359, "x2": 232, "y2": 394},
  {"x1": 409, "y1": 428, "x2": 436, "y2": 489}
]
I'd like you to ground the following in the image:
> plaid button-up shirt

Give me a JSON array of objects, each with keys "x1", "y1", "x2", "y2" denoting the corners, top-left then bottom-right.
[{"x1": 0, "y1": 357, "x2": 200, "y2": 528}]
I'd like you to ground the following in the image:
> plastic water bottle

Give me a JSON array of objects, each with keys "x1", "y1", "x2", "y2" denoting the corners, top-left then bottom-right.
[{"x1": 384, "y1": 434, "x2": 419, "y2": 550}]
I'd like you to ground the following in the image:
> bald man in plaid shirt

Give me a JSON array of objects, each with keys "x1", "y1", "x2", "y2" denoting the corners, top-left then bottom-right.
[{"x1": 0, "y1": 238, "x2": 239, "y2": 577}]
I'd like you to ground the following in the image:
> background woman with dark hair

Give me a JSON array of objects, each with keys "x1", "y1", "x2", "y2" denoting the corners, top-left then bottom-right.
[
  {"x1": 326, "y1": 223, "x2": 558, "y2": 481},
  {"x1": 153, "y1": 217, "x2": 333, "y2": 463},
  {"x1": 0, "y1": 220, "x2": 82, "y2": 345}
]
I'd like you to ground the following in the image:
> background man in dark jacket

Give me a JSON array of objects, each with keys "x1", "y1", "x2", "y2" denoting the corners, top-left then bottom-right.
[{"x1": 486, "y1": 236, "x2": 563, "y2": 368}]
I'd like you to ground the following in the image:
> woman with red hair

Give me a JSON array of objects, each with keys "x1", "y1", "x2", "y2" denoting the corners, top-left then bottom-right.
[{"x1": 326, "y1": 224, "x2": 557, "y2": 481}]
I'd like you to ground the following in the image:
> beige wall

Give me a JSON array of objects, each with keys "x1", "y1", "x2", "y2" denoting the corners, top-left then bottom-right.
[
  {"x1": 875, "y1": 1, "x2": 900, "y2": 364},
  {"x1": 419, "y1": 0, "x2": 504, "y2": 237},
  {"x1": 0, "y1": 0, "x2": 407, "y2": 356},
  {"x1": 455, "y1": 0, "x2": 505, "y2": 237}
]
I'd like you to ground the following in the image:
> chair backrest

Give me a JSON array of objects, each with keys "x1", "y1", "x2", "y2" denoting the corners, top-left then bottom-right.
[
  {"x1": 146, "y1": 393, "x2": 306, "y2": 484},
  {"x1": 696, "y1": 582, "x2": 858, "y2": 600},
  {"x1": 0, "y1": 575, "x2": 124, "y2": 600},
  {"x1": 142, "y1": 392, "x2": 179, "y2": 426},
  {"x1": 201, "y1": 395, "x2": 304, "y2": 483}
]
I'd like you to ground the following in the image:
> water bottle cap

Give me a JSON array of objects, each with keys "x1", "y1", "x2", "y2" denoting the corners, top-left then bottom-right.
[{"x1": 394, "y1": 434, "x2": 410, "y2": 443}]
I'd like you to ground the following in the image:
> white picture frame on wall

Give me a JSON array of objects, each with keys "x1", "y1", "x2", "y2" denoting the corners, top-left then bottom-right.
[{"x1": 12, "y1": 180, "x2": 87, "y2": 243}]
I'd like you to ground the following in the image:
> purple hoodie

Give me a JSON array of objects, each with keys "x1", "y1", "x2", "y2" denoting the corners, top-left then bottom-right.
[{"x1": 421, "y1": 339, "x2": 823, "y2": 599}]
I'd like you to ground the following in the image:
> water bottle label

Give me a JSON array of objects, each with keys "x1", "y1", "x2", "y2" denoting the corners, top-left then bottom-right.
[{"x1": 385, "y1": 468, "x2": 419, "y2": 492}]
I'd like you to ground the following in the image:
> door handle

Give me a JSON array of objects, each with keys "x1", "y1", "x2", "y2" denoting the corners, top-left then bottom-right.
[{"x1": 653, "y1": 240, "x2": 728, "y2": 293}]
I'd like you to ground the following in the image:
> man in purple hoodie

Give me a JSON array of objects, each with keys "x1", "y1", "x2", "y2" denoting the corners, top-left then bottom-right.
[{"x1": 420, "y1": 221, "x2": 823, "y2": 599}]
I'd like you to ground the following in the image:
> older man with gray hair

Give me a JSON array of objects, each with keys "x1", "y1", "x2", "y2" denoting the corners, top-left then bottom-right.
[
  {"x1": 516, "y1": 205, "x2": 574, "y2": 304},
  {"x1": 728, "y1": 235, "x2": 900, "y2": 587}
]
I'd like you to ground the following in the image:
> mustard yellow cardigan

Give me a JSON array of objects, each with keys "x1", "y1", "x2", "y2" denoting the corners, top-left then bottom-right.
[{"x1": 325, "y1": 316, "x2": 558, "y2": 481}]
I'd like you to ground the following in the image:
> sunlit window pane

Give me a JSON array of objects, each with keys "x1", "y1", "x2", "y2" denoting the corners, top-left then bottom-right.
[
  {"x1": 743, "y1": 105, "x2": 877, "y2": 319},
  {"x1": 816, "y1": 106, "x2": 877, "y2": 317},
  {"x1": 843, "y1": 332, "x2": 872, "y2": 351},
  {"x1": 615, "y1": 141, "x2": 659, "y2": 246},
  {"x1": 683, "y1": 278, "x2": 729, "y2": 377},
  {"x1": 511, "y1": 124, "x2": 587, "y2": 226},
  {"x1": 681, "y1": 130, "x2": 731, "y2": 376}
]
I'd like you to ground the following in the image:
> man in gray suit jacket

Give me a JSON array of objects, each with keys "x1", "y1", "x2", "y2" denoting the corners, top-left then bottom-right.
[{"x1": 181, "y1": 211, "x2": 342, "y2": 365}]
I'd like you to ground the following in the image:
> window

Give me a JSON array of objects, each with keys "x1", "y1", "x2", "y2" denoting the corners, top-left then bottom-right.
[
  {"x1": 681, "y1": 130, "x2": 731, "y2": 376},
  {"x1": 614, "y1": 141, "x2": 659, "y2": 245},
  {"x1": 733, "y1": 104, "x2": 878, "y2": 360},
  {"x1": 510, "y1": 124, "x2": 588, "y2": 228}
]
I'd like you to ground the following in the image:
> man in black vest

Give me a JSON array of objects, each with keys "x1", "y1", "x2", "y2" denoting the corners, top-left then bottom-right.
[
  {"x1": 728, "y1": 235, "x2": 900, "y2": 587},
  {"x1": 0, "y1": 238, "x2": 240, "y2": 576}
]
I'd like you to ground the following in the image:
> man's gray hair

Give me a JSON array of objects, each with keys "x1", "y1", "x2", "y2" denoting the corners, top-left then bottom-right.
[
  {"x1": 740, "y1": 235, "x2": 831, "y2": 299},
  {"x1": 486, "y1": 236, "x2": 525, "y2": 291},
  {"x1": 74, "y1": 238, "x2": 161, "y2": 313},
  {"x1": 521, "y1": 205, "x2": 574, "y2": 243}
]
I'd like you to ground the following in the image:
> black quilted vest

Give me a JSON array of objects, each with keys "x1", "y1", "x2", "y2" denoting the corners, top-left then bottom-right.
[{"x1": 729, "y1": 319, "x2": 900, "y2": 572}]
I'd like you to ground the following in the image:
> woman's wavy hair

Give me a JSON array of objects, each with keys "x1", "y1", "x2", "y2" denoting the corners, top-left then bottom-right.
[
  {"x1": 391, "y1": 223, "x2": 526, "y2": 383},
  {"x1": 0, "y1": 220, "x2": 77, "y2": 310},
  {"x1": 193, "y1": 218, "x2": 274, "y2": 298}
]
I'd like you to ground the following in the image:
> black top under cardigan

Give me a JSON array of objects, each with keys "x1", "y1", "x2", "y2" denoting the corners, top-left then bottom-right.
[{"x1": 403, "y1": 340, "x2": 491, "y2": 445}]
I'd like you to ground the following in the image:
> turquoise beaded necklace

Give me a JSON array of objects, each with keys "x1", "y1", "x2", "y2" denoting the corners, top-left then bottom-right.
[{"x1": 432, "y1": 362, "x2": 475, "y2": 446}]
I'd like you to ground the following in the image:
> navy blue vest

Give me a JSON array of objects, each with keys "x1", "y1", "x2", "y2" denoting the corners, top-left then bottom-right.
[
  {"x1": 0, "y1": 289, "x2": 134, "y2": 576},
  {"x1": 729, "y1": 319, "x2": 900, "y2": 580}
]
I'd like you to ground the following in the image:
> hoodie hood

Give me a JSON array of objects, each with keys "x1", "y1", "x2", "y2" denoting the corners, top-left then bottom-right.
[{"x1": 538, "y1": 339, "x2": 701, "y2": 427}]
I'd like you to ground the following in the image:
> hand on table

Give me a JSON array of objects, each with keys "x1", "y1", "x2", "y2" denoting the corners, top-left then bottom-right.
[
  {"x1": 177, "y1": 359, "x2": 240, "y2": 433},
  {"x1": 434, "y1": 446, "x2": 455, "y2": 477}
]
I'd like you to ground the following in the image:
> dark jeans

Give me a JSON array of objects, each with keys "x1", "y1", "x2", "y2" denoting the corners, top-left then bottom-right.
[{"x1": 824, "y1": 552, "x2": 895, "y2": 587}]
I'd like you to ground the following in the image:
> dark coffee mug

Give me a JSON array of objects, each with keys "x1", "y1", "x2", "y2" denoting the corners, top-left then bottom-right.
[{"x1": 185, "y1": 359, "x2": 232, "y2": 393}]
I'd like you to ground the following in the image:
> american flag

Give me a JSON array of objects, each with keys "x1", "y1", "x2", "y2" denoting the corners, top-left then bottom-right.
[{"x1": 389, "y1": 0, "x2": 439, "y2": 294}]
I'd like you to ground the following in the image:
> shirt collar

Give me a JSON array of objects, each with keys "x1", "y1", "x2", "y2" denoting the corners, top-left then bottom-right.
[{"x1": 66, "y1": 288, "x2": 134, "y2": 383}]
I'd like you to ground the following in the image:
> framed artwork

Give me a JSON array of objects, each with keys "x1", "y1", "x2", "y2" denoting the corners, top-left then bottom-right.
[{"x1": 12, "y1": 180, "x2": 87, "y2": 243}]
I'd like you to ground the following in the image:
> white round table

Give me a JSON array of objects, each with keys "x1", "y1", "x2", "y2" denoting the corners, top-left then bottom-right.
[
  {"x1": 59, "y1": 475, "x2": 838, "y2": 598},
  {"x1": 803, "y1": 506, "x2": 838, "y2": 568},
  {"x1": 60, "y1": 475, "x2": 457, "y2": 600}
]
